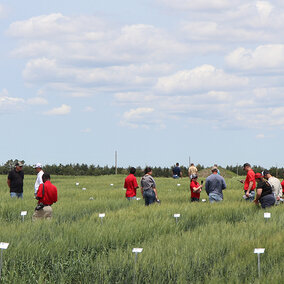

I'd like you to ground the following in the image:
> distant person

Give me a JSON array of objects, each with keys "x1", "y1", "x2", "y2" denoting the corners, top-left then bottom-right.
[
  {"x1": 7, "y1": 161, "x2": 24, "y2": 198},
  {"x1": 124, "y1": 167, "x2": 139, "y2": 200},
  {"x1": 32, "y1": 173, "x2": 58, "y2": 221},
  {"x1": 281, "y1": 171, "x2": 284, "y2": 200},
  {"x1": 140, "y1": 167, "x2": 159, "y2": 206},
  {"x1": 34, "y1": 163, "x2": 44, "y2": 196},
  {"x1": 214, "y1": 164, "x2": 220, "y2": 175},
  {"x1": 254, "y1": 173, "x2": 275, "y2": 208},
  {"x1": 240, "y1": 163, "x2": 256, "y2": 202},
  {"x1": 188, "y1": 163, "x2": 198, "y2": 179},
  {"x1": 205, "y1": 167, "x2": 226, "y2": 203},
  {"x1": 172, "y1": 163, "x2": 182, "y2": 179},
  {"x1": 190, "y1": 174, "x2": 203, "y2": 202},
  {"x1": 262, "y1": 170, "x2": 282, "y2": 204}
]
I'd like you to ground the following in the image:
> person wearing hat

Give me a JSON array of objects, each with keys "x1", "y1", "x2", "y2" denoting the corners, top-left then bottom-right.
[
  {"x1": 34, "y1": 163, "x2": 44, "y2": 196},
  {"x1": 190, "y1": 174, "x2": 203, "y2": 202},
  {"x1": 240, "y1": 163, "x2": 256, "y2": 202},
  {"x1": 205, "y1": 167, "x2": 226, "y2": 203},
  {"x1": 262, "y1": 170, "x2": 282, "y2": 204},
  {"x1": 7, "y1": 161, "x2": 24, "y2": 198},
  {"x1": 254, "y1": 173, "x2": 275, "y2": 208}
]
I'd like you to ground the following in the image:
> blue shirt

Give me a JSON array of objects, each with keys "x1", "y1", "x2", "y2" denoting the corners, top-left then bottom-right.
[
  {"x1": 205, "y1": 174, "x2": 226, "y2": 198},
  {"x1": 173, "y1": 166, "x2": 181, "y2": 176}
]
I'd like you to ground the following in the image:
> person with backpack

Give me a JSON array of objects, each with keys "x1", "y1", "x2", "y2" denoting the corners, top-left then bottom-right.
[{"x1": 32, "y1": 173, "x2": 58, "y2": 221}]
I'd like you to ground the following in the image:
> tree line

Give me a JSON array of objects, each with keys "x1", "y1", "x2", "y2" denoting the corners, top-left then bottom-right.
[{"x1": 0, "y1": 160, "x2": 283, "y2": 178}]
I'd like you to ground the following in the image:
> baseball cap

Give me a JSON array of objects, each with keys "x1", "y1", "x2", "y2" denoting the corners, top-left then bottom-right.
[
  {"x1": 255, "y1": 173, "x2": 263, "y2": 179},
  {"x1": 33, "y1": 163, "x2": 43, "y2": 169},
  {"x1": 262, "y1": 169, "x2": 269, "y2": 176},
  {"x1": 191, "y1": 174, "x2": 198, "y2": 179},
  {"x1": 15, "y1": 161, "x2": 24, "y2": 167},
  {"x1": 243, "y1": 163, "x2": 251, "y2": 169},
  {"x1": 211, "y1": 166, "x2": 218, "y2": 172}
]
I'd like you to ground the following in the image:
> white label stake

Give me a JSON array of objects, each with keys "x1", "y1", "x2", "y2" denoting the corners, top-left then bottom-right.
[
  {"x1": 0, "y1": 242, "x2": 9, "y2": 280},
  {"x1": 264, "y1": 212, "x2": 271, "y2": 219},
  {"x1": 132, "y1": 248, "x2": 143, "y2": 283},
  {"x1": 174, "y1": 214, "x2": 180, "y2": 224},
  {"x1": 99, "y1": 213, "x2": 105, "y2": 224},
  {"x1": 254, "y1": 248, "x2": 265, "y2": 278},
  {"x1": 21, "y1": 211, "x2": 27, "y2": 222}
]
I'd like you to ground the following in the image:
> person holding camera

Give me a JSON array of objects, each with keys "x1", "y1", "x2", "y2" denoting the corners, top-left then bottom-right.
[
  {"x1": 190, "y1": 174, "x2": 203, "y2": 202},
  {"x1": 32, "y1": 173, "x2": 58, "y2": 221},
  {"x1": 140, "y1": 167, "x2": 159, "y2": 206},
  {"x1": 254, "y1": 173, "x2": 275, "y2": 208}
]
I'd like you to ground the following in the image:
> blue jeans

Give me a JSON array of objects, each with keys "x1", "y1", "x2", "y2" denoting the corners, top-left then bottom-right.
[
  {"x1": 173, "y1": 175, "x2": 180, "y2": 179},
  {"x1": 127, "y1": 196, "x2": 137, "y2": 201},
  {"x1": 10, "y1": 192, "x2": 23, "y2": 199},
  {"x1": 143, "y1": 190, "x2": 156, "y2": 206},
  {"x1": 244, "y1": 190, "x2": 255, "y2": 202},
  {"x1": 209, "y1": 193, "x2": 223, "y2": 203}
]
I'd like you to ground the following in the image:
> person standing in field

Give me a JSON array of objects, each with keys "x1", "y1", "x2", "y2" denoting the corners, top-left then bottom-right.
[
  {"x1": 124, "y1": 167, "x2": 139, "y2": 200},
  {"x1": 32, "y1": 173, "x2": 58, "y2": 221},
  {"x1": 7, "y1": 161, "x2": 24, "y2": 198},
  {"x1": 205, "y1": 167, "x2": 226, "y2": 203},
  {"x1": 262, "y1": 169, "x2": 282, "y2": 204},
  {"x1": 172, "y1": 163, "x2": 182, "y2": 179},
  {"x1": 240, "y1": 163, "x2": 256, "y2": 202},
  {"x1": 34, "y1": 163, "x2": 44, "y2": 197},
  {"x1": 281, "y1": 171, "x2": 284, "y2": 201},
  {"x1": 214, "y1": 164, "x2": 220, "y2": 175},
  {"x1": 140, "y1": 167, "x2": 159, "y2": 206},
  {"x1": 188, "y1": 163, "x2": 198, "y2": 179},
  {"x1": 254, "y1": 173, "x2": 275, "y2": 208},
  {"x1": 190, "y1": 174, "x2": 203, "y2": 202}
]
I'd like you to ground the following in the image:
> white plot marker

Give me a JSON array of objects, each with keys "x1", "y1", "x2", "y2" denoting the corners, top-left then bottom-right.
[
  {"x1": 264, "y1": 212, "x2": 271, "y2": 219},
  {"x1": 110, "y1": 184, "x2": 114, "y2": 187},
  {"x1": 136, "y1": 198, "x2": 141, "y2": 201},
  {"x1": 177, "y1": 184, "x2": 181, "y2": 187},
  {"x1": 20, "y1": 211, "x2": 27, "y2": 222},
  {"x1": 132, "y1": 248, "x2": 143, "y2": 283},
  {"x1": 82, "y1": 188, "x2": 86, "y2": 191},
  {"x1": 202, "y1": 199, "x2": 206, "y2": 202},
  {"x1": 99, "y1": 213, "x2": 105, "y2": 224},
  {"x1": 174, "y1": 214, "x2": 180, "y2": 224},
  {"x1": 75, "y1": 182, "x2": 79, "y2": 186},
  {"x1": 0, "y1": 242, "x2": 9, "y2": 280},
  {"x1": 89, "y1": 197, "x2": 94, "y2": 200},
  {"x1": 254, "y1": 248, "x2": 265, "y2": 278}
]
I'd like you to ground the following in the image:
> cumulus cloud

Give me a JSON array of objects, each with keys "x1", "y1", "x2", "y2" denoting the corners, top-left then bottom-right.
[
  {"x1": 0, "y1": 88, "x2": 25, "y2": 113},
  {"x1": 155, "y1": 65, "x2": 249, "y2": 93},
  {"x1": 44, "y1": 104, "x2": 71, "y2": 115},
  {"x1": 226, "y1": 45, "x2": 284, "y2": 71}
]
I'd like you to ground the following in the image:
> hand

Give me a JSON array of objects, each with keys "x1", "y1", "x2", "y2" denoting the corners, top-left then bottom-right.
[
  {"x1": 246, "y1": 192, "x2": 250, "y2": 198},
  {"x1": 254, "y1": 199, "x2": 259, "y2": 205},
  {"x1": 240, "y1": 180, "x2": 244, "y2": 184},
  {"x1": 277, "y1": 196, "x2": 280, "y2": 201}
]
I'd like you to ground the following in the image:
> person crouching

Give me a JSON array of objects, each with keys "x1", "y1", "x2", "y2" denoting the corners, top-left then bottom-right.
[
  {"x1": 32, "y1": 173, "x2": 58, "y2": 221},
  {"x1": 190, "y1": 175, "x2": 202, "y2": 202},
  {"x1": 254, "y1": 173, "x2": 275, "y2": 209}
]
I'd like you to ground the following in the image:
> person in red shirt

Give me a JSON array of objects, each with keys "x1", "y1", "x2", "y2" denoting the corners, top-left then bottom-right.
[
  {"x1": 32, "y1": 173, "x2": 58, "y2": 221},
  {"x1": 190, "y1": 174, "x2": 203, "y2": 202},
  {"x1": 240, "y1": 163, "x2": 256, "y2": 202},
  {"x1": 124, "y1": 167, "x2": 139, "y2": 200}
]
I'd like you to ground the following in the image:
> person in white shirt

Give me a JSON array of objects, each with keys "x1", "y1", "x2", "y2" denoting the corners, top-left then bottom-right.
[
  {"x1": 262, "y1": 170, "x2": 282, "y2": 204},
  {"x1": 34, "y1": 163, "x2": 44, "y2": 196}
]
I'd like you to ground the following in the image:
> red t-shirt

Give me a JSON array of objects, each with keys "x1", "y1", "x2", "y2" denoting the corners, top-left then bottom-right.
[
  {"x1": 124, "y1": 174, "x2": 139, "y2": 197},
  {"x1": 244, "y1": 169, "x2": 256, "y2": 191},
  {"x1": 37, "y1": 180, "x2": 58, "y2": 205},
  {"x1": 281, "y1": 180, "x2": 284, "y2": 193},
  {"x1": 190, "y1": 180, "x2": 200, "y2": 199}
]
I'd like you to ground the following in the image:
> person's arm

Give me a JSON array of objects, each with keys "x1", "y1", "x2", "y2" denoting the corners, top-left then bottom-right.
[
  {"x1": 7, "y1": 179, "x2": 11, "y2": 188},
  {"x1": 246, "y1": 181, "x2": 254, "y2": 197},
  {"x1": 222, "y1": 178, "x2": 226, "y2": 190},
  {"x1": 193, "y1": 185, "x2": 202, "y2": 193},
  {"x1": 254, "y1": 188, "x2": 262, "y2": 204},
  {"x1": 36, "y1": 184, "x2": 43, "y2": 200},
  {"x1": 205, "y1": 179, "x2": 209, "y2": 195},
  {"x1": 153, "y1": 187, "x2": 158, "y2": 200}
]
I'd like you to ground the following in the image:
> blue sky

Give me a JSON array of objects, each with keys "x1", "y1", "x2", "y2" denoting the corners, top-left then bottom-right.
[{"x1": 1, "y1": 0, "x2": 284, "y2": 169}]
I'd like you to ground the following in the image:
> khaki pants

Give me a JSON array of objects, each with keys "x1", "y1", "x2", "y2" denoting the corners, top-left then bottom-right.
[{"x1": 32, "y1": 206, "x2": 53, "y2": 221}]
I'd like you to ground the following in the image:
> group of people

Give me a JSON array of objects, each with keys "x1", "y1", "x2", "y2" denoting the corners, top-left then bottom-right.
[
  {"x1": 7, "y1": 162, "x2": 58, "y2": 220},
  {"x1": 124, "y1": 162, "x2": 284, "y2": 208}
]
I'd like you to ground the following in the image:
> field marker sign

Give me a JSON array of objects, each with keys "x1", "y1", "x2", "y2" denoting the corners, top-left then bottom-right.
[
  {"x1": 264, "y1": 212, "x2": 271, "y2": 219},
  {"x1": 174, "y1": 214, "x2": 180, "y2": 224},
  {"x1": 21, "y1": 211, "x2": 27, "y2": 222},
  {"x1": 99, "y1": 213, "x2": 105, "y2": 224},
  {"x1": 0, "y1": 242, "x2": 9, "y2": 280},
  {"x1": 254, "y1": 248, "x2": 265, "y2": 278},
  {"x1": 132, "y1": 248, "x2": 143, "y2": 284}
]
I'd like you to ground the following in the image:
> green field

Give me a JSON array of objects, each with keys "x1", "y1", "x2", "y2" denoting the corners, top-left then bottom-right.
[{"x1": 0, "y1": 174, "x2": 283, "y2": 283}]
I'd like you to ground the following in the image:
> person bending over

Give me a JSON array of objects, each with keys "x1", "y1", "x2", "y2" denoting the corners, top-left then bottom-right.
[{"x1": 140, "y1": 167, "x2": 159, "y2": 206}]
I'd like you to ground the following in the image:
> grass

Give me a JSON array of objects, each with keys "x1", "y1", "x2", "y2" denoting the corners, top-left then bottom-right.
[{"x1": 0, "y1": 174, "x2": 283, "y2": 283}]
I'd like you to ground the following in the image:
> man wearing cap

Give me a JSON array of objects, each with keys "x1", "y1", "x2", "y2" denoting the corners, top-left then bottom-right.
[
  {"x1": 262, "y1": 170, "x2": 282, "y2": 204},
  {"x1": 190, "y1": 174, "x2": 203, "y2": 202},
  {"x1": 7, "y1": 161, "x2": 24, "y2": 198},
  {"x1": 34, "y1": 163, "x2": 44, "y2": 196},
  {"x1": 240, "y1": 163, "x2": 256, "y2": 202},
  {"x1": 254, "y1": 173, "x2": 275, "y2": 208},
  {"x1": 205, "y1": 167, "x2": 226, "y2": 203}
]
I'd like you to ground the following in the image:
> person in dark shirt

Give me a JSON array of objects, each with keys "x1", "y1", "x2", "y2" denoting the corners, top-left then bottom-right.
[
  {"x1": 7, "y1": 161, "x2": 24, "y2": 198},
  {"x1": 172, "y1": 163, "x2": 182, "y2": 179},
  {"x1": 254, "y1": 173, "x2": 275, "y2": 209}
]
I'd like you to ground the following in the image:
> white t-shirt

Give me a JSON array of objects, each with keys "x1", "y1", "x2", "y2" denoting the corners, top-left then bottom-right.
[
  {"x1": 34, "y1": 170, "x2": 44, "y2": 194},
  {"x1": 268, "y1": 176, "x2": 282, "y2": 198}
]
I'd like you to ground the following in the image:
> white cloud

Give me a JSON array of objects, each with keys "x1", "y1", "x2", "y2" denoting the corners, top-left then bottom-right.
[
  {"x1": 0, "y1": 89, "x2": 25, "y2": 113},
  {"x1": 155, "y1": 64, "x2": 248, "y2": 93},
  {"x1": 26, "y1": 97, "x2": 48, "y2": 105},
  {"x1": 226, "y1": 45, "x2": 284, "y2": 70},
  {"x1": 44, "y1": 104, "x2": 71, "y2": 115}
]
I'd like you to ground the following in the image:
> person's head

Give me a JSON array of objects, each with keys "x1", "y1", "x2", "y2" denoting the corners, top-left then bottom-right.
[
  {"x1": 144, "y1": 167, "x2": 152, "y2": 175},
  {"x1": 243, "y1": 163, "x2": 251, "y2": 172},
  {"x1": 130, "y1": 167, "x2": 136, "y2": 175},
  {"x1": 255, "y1": 173, "x2": 263, "y2": 182},
  {"x1": 190, "y1": 163, "x2": 194, "y2": 166},
  {"x1": 192, "y1": 174, "x2": 198, "y2": 180},
  {"x1": 34, "y1": 163, "x2": 43, "y2": 173},
  {"x1": 262, "y1": 169, "x2": 271, "y2": 179},
  {"x1": 42, "y1": 173, "x2": 50, "y2": 183},
  {"x1": 211, "y1": 167, "x2": 218, "y2": 174},
  {"x1": 15, "y1": 161, "x2": 23, "y2": 172},
  {"x1": 176, "y1": 163, "x2": 179, "y2": 167},
  {"x1": 214, "y1": 164, "x2": 218, "y2": 167}
]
